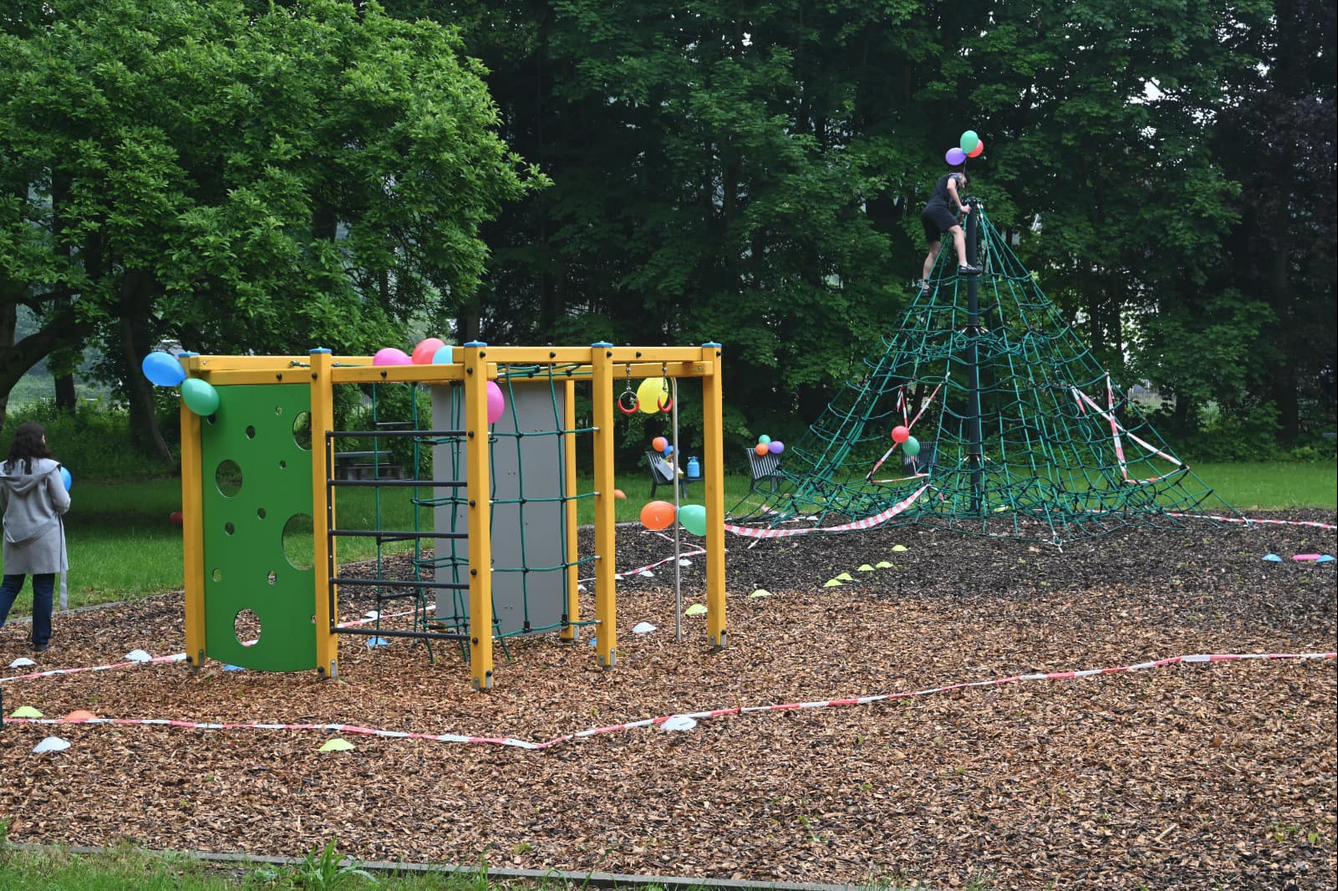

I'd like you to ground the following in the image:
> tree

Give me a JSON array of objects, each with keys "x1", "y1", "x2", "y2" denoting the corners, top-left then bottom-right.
[{"x1": 0, "y1": 0, "x2": 542, "y2": 453}]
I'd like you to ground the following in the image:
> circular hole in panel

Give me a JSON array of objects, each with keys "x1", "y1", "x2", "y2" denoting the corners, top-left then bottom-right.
[
  {"x1": 267, "y1": 570, "x2": 277, "y2": 585},
  {"x1": 206, "y1": 416, "x2": 217, "y2": 426},
  {"x1": 257, "y1": 507, "x2": 267, "y2": 520},
  {"x1": 279, "y1": 459, "x2": 287, "y2": 470},
  {"x1": 245, "y1": 425, "x2": 256, "y2": 440},
  {"x1": 224, "y1": 522, "x2": 235, "y2": 535},
  {"x1": 274, "y1": 405, "x2": 283, "y2": 416},
  {"x1": 215, "y1": 460, "x2": 243, "y2": 497},
  {"x1": 211, "y1": 568, "x2": 222, "y2": 583},
  {"x1": 292, "y1": 411, "x2": 312, "y2": 451},
  {"x1": 282, "y1": 513, "x2": 315, "y2": 570},
  {"x1": 234, "y1": 609, "x2": 261, "y2": 647}
]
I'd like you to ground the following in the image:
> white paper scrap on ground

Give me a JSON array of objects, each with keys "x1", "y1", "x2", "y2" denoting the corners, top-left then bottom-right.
[
  {"x1": 319, "y1": 738, "x2": 355, "y2": 752},
  {"x1": 9, "y1": 657, "x2": 36, "y2": 668},
  {"x1": 366, "y1": 637, "x2": 390, "y2": 648},
  {"x1": 749, "y1": 589, "x2": 771, "y2": 598},
  {"x1": 10, "y1": 706, "x2": 43, "y2": 718},
  {"x1": 684, "y1": 604, "x2": 707, "y2": 616},
  {"x1": 124, "y1": 649, "x2": 152, "y2": 662},
  {"x1": 639, "y1": 570, "x2": 654, "y2": 578},
  {"x1": 364, "y1": 610, "x2": 380, "y2": 620},
  {"x1": 577, "y1": 583, "x2": 587, "y2": 593},
  {"x1": 660, "y1": 715, "x2": 698, "y2": 732},
  {"x1": 678, "y1": 558, "x2": 693, "y2": 567},
  {"x1": 223, "y1": 664, "x2": 245, "y2": 671},
  {"x1": 33, "y1": 737, "x2": 70, "y2": 754},
  {"x1": 632, "y1": 622, "x2": 657, "y2": 634}
]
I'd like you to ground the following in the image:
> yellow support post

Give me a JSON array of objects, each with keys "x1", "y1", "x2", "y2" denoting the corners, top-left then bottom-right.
[
  {"x1": 561, "y1": 377, "x2": 579, "y2": 642},
  {"x1": 309, "y1": 350, "x2": 339, "y2": 678},
  {"x1": 179, "y1": 354, "x2": 206, "y2": 668},
  {"x1": 701, "y1": 343, "x2": 727, "y2": 648},
  {"x1": 590, "y1": 343, "x2": 617, "y2": 667},
  {"x1": 463, "y1": 342, "x2": 495, "y2": 690}
]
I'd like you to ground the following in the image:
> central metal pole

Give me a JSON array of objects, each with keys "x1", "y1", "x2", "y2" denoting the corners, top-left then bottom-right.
[{"x1": 965, "y1": 199, "x2": 983, "y2": 514}]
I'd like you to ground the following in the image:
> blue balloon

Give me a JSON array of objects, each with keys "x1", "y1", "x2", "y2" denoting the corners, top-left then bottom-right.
[
  {"x1": 432, "y1": 345, "x2": 455, "y2": 364},
  {"x1": 142, "y1": 351, "x2": 185, "y2": 387},
  {"x1": 59, "y1": 466, "x2": 72, "y2": 491}
]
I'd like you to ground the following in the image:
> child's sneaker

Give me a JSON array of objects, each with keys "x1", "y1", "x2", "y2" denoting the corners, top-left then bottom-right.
[
  {"x1": 31, "y1": 641, "x2": 50, "y2": 654},
  {"x1": 958, "y1": 264, "x2": 982, "y2": 276}
]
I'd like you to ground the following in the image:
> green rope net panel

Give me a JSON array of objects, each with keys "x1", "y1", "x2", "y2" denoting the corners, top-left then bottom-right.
[{"x1": 728, "y1": 202, "x2": 1241, "y2": 544}]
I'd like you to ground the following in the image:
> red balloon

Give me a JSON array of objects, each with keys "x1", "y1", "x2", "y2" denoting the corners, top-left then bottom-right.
[
  {"x1": 652, "y1": 436, "x2": 668, "y2": 452},
  {"x1": 891, "y1": 425, "x2": 910, "y2": 443},
  {"x1": 640, "y1": 500, "x2": 676, "y2": 531},
  {"x1": 968, "y1": 139, "x2": 985, "y2": 159},
  {"x1": 411, "y1": 337, "x2": 446, "y2": 364}
]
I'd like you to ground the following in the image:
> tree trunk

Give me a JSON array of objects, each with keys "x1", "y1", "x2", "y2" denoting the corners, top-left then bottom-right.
[
  {"x1": 55, "y1": 372, "x2": 77, "y2": 412},
  {"x1": 118, "y1": 274, "x2": 175, "y2": 465}
]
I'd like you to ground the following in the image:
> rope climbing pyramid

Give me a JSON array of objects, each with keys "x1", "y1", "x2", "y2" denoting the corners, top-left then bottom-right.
[{"x1": 728, "y1": 199, "x2": 1241, "y2": 543}]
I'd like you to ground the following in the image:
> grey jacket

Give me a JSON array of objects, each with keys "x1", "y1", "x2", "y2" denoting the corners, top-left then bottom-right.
[{"x1": 0, "y1": 457, "x2": 71, "y2": 574}]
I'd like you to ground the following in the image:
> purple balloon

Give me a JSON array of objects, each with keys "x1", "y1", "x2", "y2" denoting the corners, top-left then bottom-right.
[
  {"x1": 945, "y1": 147, "x2": 967, "y2": 166},
  {"x1": 768, "y1": 440, "x2": 785, "y2": 455}
]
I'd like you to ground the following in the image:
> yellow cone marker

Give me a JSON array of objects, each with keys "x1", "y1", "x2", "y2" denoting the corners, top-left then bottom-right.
[{"x1": 319, "y1": 738, "x2": 356, "y2": 752}]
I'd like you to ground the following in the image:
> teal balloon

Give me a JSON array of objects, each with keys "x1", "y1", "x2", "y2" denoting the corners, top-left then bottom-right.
[
  {"x1": 959, "y1": 130, "x2": 980, "y2": 154},
  {"x1": 432, "y1": 345, "x2": 455, "y2": 364},
  {"x1": 757, "y1": 435, "x2": 771, "y2": 445},
  {"x1": 142, "y1": 351, "x2": 185, "y2": 387},
  {"x1": 903, "y1": 436, "x2": 921, "y2": 457},
  {"x1": 181, "y1": 378, "x2": 220, "y2": 416},
  {"x1": 679, "y1": 504, "x2": 708, "y2": 536}
]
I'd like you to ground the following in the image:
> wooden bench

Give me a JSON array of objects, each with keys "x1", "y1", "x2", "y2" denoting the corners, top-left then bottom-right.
[
  {"x1": 746, "y1": 448, "x2": 784, "y2": 495},
  {"x1": 334, "y1": 450, "x2": 404, "y2": 480}
]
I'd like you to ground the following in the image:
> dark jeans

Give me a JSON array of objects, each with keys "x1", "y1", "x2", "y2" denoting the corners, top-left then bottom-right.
[{"x1": 0, "y1": 573, "x2": 54, "y2": 647}]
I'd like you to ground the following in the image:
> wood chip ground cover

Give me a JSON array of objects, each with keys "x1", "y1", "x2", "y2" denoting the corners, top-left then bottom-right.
[{"x1": 0, "y1": 511, "x2": 1334, "y2": 889}]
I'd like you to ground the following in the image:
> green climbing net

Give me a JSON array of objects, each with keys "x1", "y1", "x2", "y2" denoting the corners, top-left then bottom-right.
[{"x1": 728, "y1": 201, "x2": 1240, "y2": 544}]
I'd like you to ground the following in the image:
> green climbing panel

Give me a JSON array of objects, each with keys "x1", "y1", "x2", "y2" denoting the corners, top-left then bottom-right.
[{"x1": 200, "y1": 384, "x2": 317, "y2": 670}]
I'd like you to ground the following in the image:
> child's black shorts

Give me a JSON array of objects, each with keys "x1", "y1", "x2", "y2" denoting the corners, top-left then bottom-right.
[{"x1": 920, "y1": 205, "x2": 960, "y2": 243}]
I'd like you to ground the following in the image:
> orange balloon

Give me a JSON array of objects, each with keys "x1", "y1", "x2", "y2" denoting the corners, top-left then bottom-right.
[
  {"x1": 640, "y1": 500, "x2": 676, "y2": 531},
  {"x1": 755, "y1": 443, "x2": 769, "y2": 456},
  {"x1": 613, "y1": 488, "x2": 627, "y2": 500},
  {"x1": 652, "y1": 436, "x2": 668, "y2": 452}
]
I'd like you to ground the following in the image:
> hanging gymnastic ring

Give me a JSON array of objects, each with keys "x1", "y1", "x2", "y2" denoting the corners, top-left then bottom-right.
[
  {"x1": 618, "y1": 391, "x2": 639, "y2": 414},
  {"x1": 657, "y1": 393, "x2": 673, "y2": 412}
]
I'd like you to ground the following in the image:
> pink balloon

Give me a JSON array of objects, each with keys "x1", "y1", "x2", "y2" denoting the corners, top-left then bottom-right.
[
  {"x1": 412, "y1": 337, "x2": 446, "y2": 364},
  {"x1": 486, "y1": 381, "x2": 506, "y2": 424},
  {"x1": 373, "y1": 347, "x2": 412, "y2": 366}
]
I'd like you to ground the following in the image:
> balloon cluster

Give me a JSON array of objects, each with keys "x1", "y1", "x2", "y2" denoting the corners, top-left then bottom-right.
[
  {"x1": 753, "y1": 434, "x2": 785, "y2": 457},
  {"x1": 639, "y1": 499, "x2": 708, "y2": 536},
  {"x1": 374, "y1": 338, "x2": 504, "y2": 423},
  {"x1": 944, "y1": 129, "x2": 986, "y2": 166},
  {"x1": 891, "y1": 424, "x2": 921, "y2": 457},
  {"x1": 651, "y1": 435, "x2": 675, "y2": 457},
  {"x1": 142, "y1": 350, "x2": 220, "y2": 417}
]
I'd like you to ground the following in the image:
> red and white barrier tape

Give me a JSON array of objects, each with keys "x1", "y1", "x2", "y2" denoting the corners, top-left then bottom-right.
[
  {"x1": 725, "y1": 485, "x2": 929, "y2": 538},
  {"x1": 9, "y1": 651, "x2": 1330, "y2": 750},
  {"x1": 1167, "y1": 512, "x2": 1337, "y2": 531}
]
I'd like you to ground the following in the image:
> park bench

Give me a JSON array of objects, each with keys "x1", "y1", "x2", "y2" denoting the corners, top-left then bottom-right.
[
  {"x1": 646, "y1": 450, "x2": 697, "y2": 499},
  {"x1": 746, "y1": 447, "x2": 784, "y2": 495}
]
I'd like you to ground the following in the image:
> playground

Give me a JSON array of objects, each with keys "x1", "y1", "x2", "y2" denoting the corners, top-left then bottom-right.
[{"x1": 1, "y1": 509, "x2": 1334, "y2": 888}]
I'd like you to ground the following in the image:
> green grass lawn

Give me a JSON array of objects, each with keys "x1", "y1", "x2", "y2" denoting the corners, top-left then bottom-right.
[{"x1": 1, "y1": 462, "x2": 1330, "y2": 615}]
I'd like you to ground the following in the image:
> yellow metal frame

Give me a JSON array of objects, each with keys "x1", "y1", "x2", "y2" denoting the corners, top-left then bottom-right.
[{"x1": 180, "y1": 343, "x2": 727, "y2": 689}]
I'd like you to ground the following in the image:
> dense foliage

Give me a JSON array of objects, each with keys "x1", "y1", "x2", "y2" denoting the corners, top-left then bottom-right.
[{"x1": 2, "y1": 0, "x2": 1333, "y2": 464}]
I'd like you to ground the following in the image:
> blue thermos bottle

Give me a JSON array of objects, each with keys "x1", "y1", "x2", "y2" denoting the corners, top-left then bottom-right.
[{"x1": 687, "y1": 456, "x2": 700, "y2": 479}]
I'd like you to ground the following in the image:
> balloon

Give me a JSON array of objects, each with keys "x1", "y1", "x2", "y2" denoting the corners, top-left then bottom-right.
[
  {"x1": 181, "y1": 378, "x2": 220, "y2": 416},
  {"x1": 664, "y1": 444, "x2": 674, "y2": 455},
  {"x1": 640, "y1": 500, "x2": 676, "y2": 531},
  {"x1": 968, "y1": 139, "x2": 985, "y2": 159},
  {"x1": 636, "y1": 377, "x2": 669, "y2": 414},
  {"x1": 412, "y1": 337, "x2": 446, "y2": 365},
  {"x1": 903, "y1": 436, "x2": 921, "y2": 457},
  {"x1": 959, "y1": 130, "x2": 980, "y2": 154},
  {"x1": 755, "y1": 443, "x2": 769, "y2": 456},
  {"x1": 679, "y1": 504, "x2": 707, "y2": 536},
  {"x1": 652, "y1": 436, "x2": 668, "y2": 452},
  {"x1": 768, "y1": 440, "x2": 784, "y2": 455},
  {"x1": 613, "y1": 488, "x2": 627, "y2": 500},
  {"x1": 59, "y1": 466, "x2": 72, "y2": 491},
  {"x1": 945, "y1": 147, "x2": 967, "y2": 166},
  {"x1": 758, "y1": 435, "x2": 771, "y2": 446},
  {"x1": 141, "y1": 351, "x2": 185, "y2": 387},
  {"x1": 891, "y1": 425, "x2": 909, "y2": 444},
  {"x1": 486, "y1": 381, "x2": 506, "y2": 424},
  {"x1": 432, "y1": 345, "x2": 455, "y2": 365},
  {"x1": 373, "y1": 347, "x2": 412, "y2": 366}
]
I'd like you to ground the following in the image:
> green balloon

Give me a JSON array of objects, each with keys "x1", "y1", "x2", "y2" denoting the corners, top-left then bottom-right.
[
  {"x1": 182, "y1": 378, "x2": 220, "y2": 416},
  {"x1": 959, "y1": 130, "x2": 979, "y2": 154},
  {"x1": 902, "y1": 436, "x2": 921, "y2": 457},
  {"x1": 757, "y1": 435, "x2": 771, "y2": 445},
  {"x1": 679, "y1": 503, "x2": 708, "y2": 536}
]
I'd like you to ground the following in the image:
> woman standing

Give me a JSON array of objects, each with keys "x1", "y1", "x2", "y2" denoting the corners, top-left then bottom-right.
[{"x1": 0, "y1": 422, "x2": 71, "y2": 653}]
